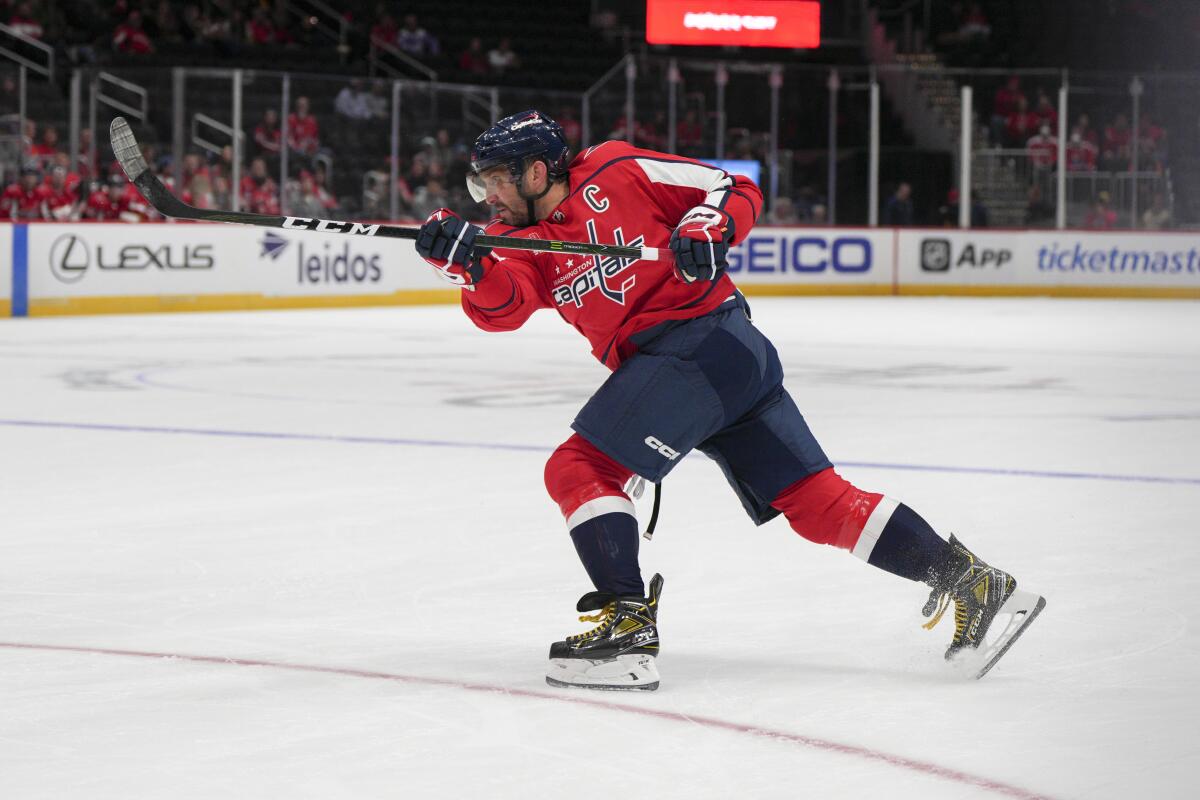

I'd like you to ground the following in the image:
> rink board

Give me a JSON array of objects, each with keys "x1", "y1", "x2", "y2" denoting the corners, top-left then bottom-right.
[{"x1": 3, "y1": 222, "x2": 1198, "y2": 316}]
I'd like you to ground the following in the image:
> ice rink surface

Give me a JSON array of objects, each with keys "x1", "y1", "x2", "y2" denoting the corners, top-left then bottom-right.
[{"x1": 2, "y1": 296, "x2": 1198, "y2": 799}]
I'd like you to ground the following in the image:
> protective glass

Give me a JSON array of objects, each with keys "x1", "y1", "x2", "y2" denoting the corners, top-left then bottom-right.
[{"x1": 466, "y1": 169, "x2": 521, "y2": 202}]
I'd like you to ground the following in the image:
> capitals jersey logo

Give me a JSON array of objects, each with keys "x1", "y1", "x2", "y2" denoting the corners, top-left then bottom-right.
[{"x1": 551, "y1": 219, "x2": 644, "y2": 308}]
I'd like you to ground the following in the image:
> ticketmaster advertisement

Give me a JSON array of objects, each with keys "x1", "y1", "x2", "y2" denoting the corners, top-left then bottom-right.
[{"x1": 897, "y1": 229, "x2": 1200, "y2": 295}]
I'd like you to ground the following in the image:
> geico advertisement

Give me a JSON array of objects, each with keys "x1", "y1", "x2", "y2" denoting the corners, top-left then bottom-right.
[
  {"x1": 725, "y1": 228, "x2": 892, "y2": 284},
  {"x1": 26, "y1": 223, "x2": 448, "y2": 298},
  {"x1": 897, "y1": 231, "x2": 1018, "y2": 284}
]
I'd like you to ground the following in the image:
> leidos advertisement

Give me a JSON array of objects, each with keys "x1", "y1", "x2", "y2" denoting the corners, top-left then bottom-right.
[{"x1": 24, "y1": 223, "x2": 449, "y2": 303}]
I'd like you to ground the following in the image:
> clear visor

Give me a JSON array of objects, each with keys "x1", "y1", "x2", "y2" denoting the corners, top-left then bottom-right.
[{"x1": 466, "y1": 169, "x2": 521, "y2": 203}]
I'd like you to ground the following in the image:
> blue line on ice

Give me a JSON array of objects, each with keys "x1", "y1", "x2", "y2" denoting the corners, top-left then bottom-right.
[{"x1": 4, "y1": 418, "x2": 1197, "y2": 487}]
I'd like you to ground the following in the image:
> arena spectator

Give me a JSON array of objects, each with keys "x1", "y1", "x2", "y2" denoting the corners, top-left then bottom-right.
[
  {"x1": 1032, "y1": 90, "x2": 1058, "y2": 132},
  {"x1": 1084, "y1": 191, "x2": 1117, "y2": 229},
  {"x1": 766, "y1": 197, "x2": 800, "y2": 224},
  {"x1": 882, "y1": 182, "x2": 914, "y2": 226},
  {"x1": 153, "y1": 0, "x2": 182, "y2": 44},
  {"x1": 370, "y1": 11, "x2": 399, "y2": 49},
  {"x1": 1025, "y1": 184, "x2": 1055, "y2": 227},
  {"x1": 939, "y1": 188, "x2": 988, "y2": 227},
  {"x1": 1066, "y1": 128, "x2": 1099, "y2": 171},
  {"x1": 182, "y1": 172, "x2": 216, "y2": 209},
  {"x1": 396, "y1": 14, "x2": 439, "y2": 60},
  {"x1": 959, "y1": 2, "x2": 991, "y2": 40},
  {"x1": 809, "y1": 203, "x2": 828, "y2": 224},
  {"x1": 114, "y1": 10, "x2": 154, "y2": 55},
  {"x1": 1005, "y1": 96, "x2": 1041, "y2": 146},
  {"x1": 488, "y1": 37, "x2": 520, "y2": 76},
  {"x1": 211, "y1": 174, "x2": 233, "y2": 209},
  {"x1": 1026, "y1": 124, "x2": 1058, "y2": 170},
  {"x1": 991, "y1": 76, "x2": 1025, "y2": 145},
  {"x1": 458, "y1": 37, "x2": 489, "y2": 75},
  {"x1": 411, "y1": 177, "x2": 449, "y2": 219},
  {"x1": 84, "y1": 175, "x2": 136, "y2": 221},
  {"x1": 29, "y1": 125, "x2": 63, "y2": 172},
  {"x1": 8, "y1": 2, "x2": 43, "y2": 39},
  {"x1": 1074, "y1": 112, "x2": 1100, "y2": 146},
  {"x1": 335, "y1": 78, "x2": 372, "y2": 122},
  {"x1": 366, "y1": 79, "x2": 389, "y2": 120},
  {"x1": 247, "y1": 7, "x2": 274, "y2": 45},
  {"x1": 1102, "y1": 113, "x2": 1133, "y2": 170},
  {"x1": 310, "y1": 164, "x2": 338, "y2": 212},
  {"x1": 254, "y1": 109, "x2": 282, "y2": 157},
  {"x1": 240, "y1": 157, "x2": 280, "y2": 215},
  {"x1": 43, "y1": 165, "x2": 82, "y2": 220},
  {"x1": 558, "y1": 106, "x2": 582, "y2": 150},
  {"x1": 1141, "y1": 192, "x2": 1170, "y2": 229},
  {"x1": 676, "y1": 109, "x2": 703, "y2": 155},
  {"x1": 287, "y1": 96, "x2": 320, "y2": 159},
  {"x1": 3, "y1": 166, "x2": 50, "y2": 220},
  {"x1": 1138, "y1": 113, "x2": 1167, "y2": 170}
]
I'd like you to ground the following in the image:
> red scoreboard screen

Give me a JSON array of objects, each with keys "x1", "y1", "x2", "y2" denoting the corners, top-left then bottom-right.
[{"x1": 645, "y1": 0, "x2": 821, "y2": 48}]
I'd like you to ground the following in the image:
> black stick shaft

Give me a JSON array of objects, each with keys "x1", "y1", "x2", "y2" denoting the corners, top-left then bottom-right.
[{"x1": 109, "y1": 117, "x2": 663, "y2": 263}]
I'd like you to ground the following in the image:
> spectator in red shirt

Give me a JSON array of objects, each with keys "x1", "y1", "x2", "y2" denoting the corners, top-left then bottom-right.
[
  {"x1": 991, "y1": 75, "x2": 1024, "y2": 145},
  {"x1": 84, "y1": 175, "x2": 135, "y2": 221},
  {"x1": 1066, "y1": 128, "x2": 1098, "y2": 171},
  {"x1": 370, "y1": 12, "x2": 399, "y2": 49},
  {"x1": 248, "y1": 7, "x2": 274, "y2": 45},
  {"x1": 1033, "y1": 90, "x2": 1058, "y2": 132},
  {"x1": 43, "y1": 165, "x2": 83, "y2": 220},
  {"x1": 9, "y1": 2, "x2": 43, "y2": 39},
  {"x1": 287, "y1": 96, "x2": 320, "y2": 159},
  {"x1": 254, "y1": 108, "x2": 282, "y2": 157},
  {"x1": 1074, "y1": 113, "x2": 1100, "y2": 147},
  {"x1": 1103, "y1": 113, "x2": 1133, "y2": 170},
  {"x1": 3, "y1": 167, "x2": 51, "y2": 220},
  {"x1": 557, "y1": 106, "x2": 582, "y2": 150},
  {"x1": 239, "y1": 157, "x2": 281, "y2": 215},
  {"x1": 1005, "y1": 96, "x2": 1040, "y2": 147},
  {"x1": 1084, "y1": 191, "x2": 1117, "y2": 229},
  {"x1": 114, "y1": 10, "x2": 154, "y2": 55},
  {"x1": 29, "y1": 125, "x2": 62, "y2": 171},
  {"x1": 458, "y1": 37, "x2": 488, "y2": 75}
]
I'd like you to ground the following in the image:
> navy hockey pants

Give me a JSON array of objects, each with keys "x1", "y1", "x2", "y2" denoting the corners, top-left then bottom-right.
[{"x1": 571, "y1": 294, "x2": 832, "y2": 524}]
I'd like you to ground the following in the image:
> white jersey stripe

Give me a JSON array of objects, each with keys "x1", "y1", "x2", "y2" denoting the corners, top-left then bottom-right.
[
  {"x1": 851, "y1": 496, "x2": 900, "y2": 561},
  {"x1": 634, "y1": 158, "x2": 733, "y2": 195},
  {"x1": 566, "y1": 495, "x2": 637, "y2": 530}
]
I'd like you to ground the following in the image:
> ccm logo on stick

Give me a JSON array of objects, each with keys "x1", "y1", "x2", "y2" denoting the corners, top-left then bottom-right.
[
  {"x1": 283, "y1": 217, "x2": 381, "y2": 236},
  {"x1": 645, "y1": 436, "x2": 682, "y2": 461}
]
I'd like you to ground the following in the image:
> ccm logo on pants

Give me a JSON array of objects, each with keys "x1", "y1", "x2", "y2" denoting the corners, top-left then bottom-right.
[{"x1": 645, "y1": 436, "x2": 681, "y2": 460}]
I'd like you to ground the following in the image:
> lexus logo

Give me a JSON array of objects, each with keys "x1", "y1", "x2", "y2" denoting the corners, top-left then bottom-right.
[{"x1": 50, "y1": 234, "x2": 90, "y2": 283}]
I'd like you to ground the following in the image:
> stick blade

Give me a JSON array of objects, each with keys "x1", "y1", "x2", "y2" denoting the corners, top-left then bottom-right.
[{"x1": 109, "y1": 117, "x2": 149, "y2": 182}]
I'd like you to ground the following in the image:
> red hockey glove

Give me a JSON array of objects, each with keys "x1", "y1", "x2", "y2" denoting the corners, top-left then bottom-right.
[
  {"x1": 669, "y1": 205, "x2": 735, "y2": 283},
  {"x1": 415, "y1": 208, "x2": 492, "y2": 287}
]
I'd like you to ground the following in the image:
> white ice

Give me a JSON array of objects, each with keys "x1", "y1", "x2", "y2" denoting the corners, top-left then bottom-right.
[{"x1": 1, "y1": 297, "x2": 1198, "y2": 799}]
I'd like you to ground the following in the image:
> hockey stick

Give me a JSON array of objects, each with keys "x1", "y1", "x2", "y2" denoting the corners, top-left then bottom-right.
[{"x1": 109, "y1": 117, "x2": 666, "y2": 262}]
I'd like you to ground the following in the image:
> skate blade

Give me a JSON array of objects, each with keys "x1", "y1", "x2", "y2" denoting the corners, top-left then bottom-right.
[
  {"x1": 951, "y1": 589, "x2": 1047, "y2": 679},
  {"x1": 545, "y1": 653, "x2": 660, "y2": 691}
]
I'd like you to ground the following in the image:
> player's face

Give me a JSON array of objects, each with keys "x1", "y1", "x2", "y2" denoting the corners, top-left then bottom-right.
[{"x1": 475, "y1": 165, "x2": 527, "y2": 226}]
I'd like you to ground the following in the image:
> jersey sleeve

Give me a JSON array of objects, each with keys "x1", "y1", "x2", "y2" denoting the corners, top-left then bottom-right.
[
  {"x1": 628, "y1": 151, "x2": 763, "y2": 245},
  {"x1": 459, "y1": 228, "x2": 553, "y2": 332}
]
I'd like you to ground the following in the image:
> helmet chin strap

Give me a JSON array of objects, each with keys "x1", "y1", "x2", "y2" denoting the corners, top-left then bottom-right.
[{"x1": 515, "y1": 159, "x2": 554, "y2": 224}]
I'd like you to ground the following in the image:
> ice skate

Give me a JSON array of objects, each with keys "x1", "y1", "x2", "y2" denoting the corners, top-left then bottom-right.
[
  {"x1": 922, "y1": 535, "x2": 1046, "y2": 679},
  {"x1": 546, "y1": 573, "x2": 663, "y2": 691}
]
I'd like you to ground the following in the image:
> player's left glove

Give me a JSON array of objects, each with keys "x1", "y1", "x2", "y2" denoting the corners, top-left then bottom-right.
[
  {"x1": 669, "y1": 205, "x2": 735, "y2": 283},
  {"x1": 415, "y1": 208, "x2": 492, "y2": 287}
]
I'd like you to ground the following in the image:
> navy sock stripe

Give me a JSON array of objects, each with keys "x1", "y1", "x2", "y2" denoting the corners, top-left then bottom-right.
[{"x1": 865, "y1": 502, "x2": 953, "y2": 583}]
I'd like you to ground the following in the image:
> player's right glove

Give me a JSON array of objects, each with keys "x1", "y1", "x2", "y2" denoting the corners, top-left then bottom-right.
[
  {"x1": 414, "y1": 208, "x2": 492, "y2": 287},
  {"x1": 669, "y1": 205, "x2": 734, "y2": 283}
]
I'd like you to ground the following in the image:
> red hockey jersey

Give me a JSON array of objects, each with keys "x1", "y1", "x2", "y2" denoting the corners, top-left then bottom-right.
[{"x1": 463, "y1": 141, "x2": 762, "y2": 369}]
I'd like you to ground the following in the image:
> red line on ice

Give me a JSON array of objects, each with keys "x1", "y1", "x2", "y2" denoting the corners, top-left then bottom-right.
[{"x1": 0, "y1": 640, "x2": 1056, "y2": 800}]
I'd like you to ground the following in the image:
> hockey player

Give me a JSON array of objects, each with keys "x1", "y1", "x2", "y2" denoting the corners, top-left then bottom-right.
[{"x1": 414, "y1": 111, "x2": 1045, "y2": 690}]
